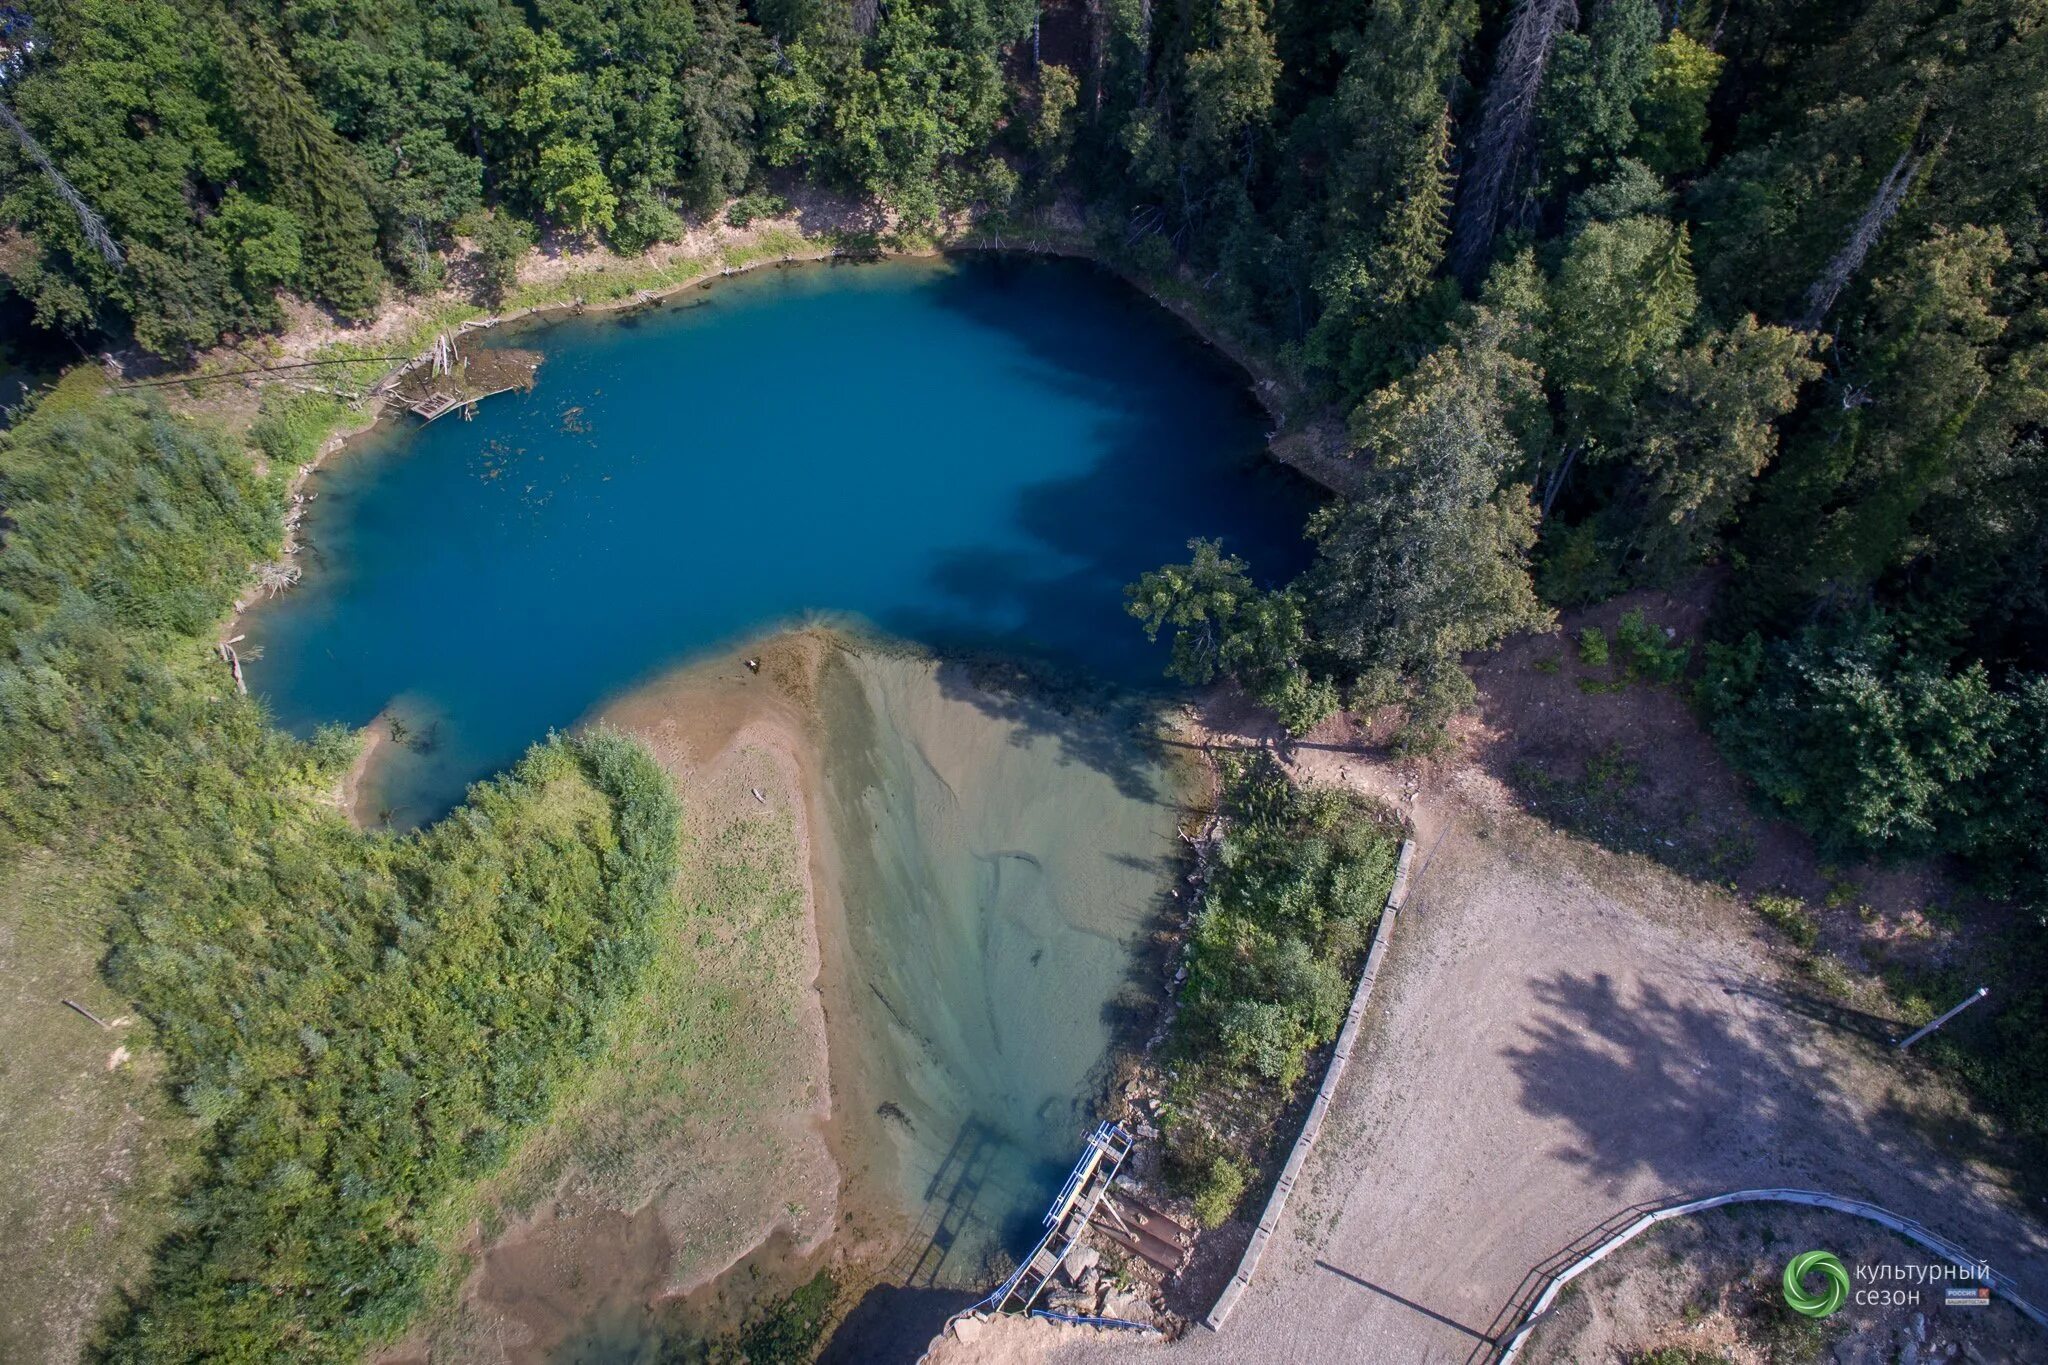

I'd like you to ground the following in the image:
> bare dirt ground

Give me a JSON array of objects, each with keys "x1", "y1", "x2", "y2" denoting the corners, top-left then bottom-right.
[
  {"x1": 1527, "y1": 1204, "x2": 2043, "y2": 1363},
  {"x1": 1049, "y1": 673, "x2": 2047, "y2": 1365}
]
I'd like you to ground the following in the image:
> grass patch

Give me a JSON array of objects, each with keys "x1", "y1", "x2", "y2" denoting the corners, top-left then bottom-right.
[
  {"x1": 1752, "y1": 893, "x2": 1819, "y2": 949},
  {"x1": 1158, "y1": 756, "x2": 1402, "y2": 1224},
  {"x1": 0, "y1": 851, "x2": 198, "y2": 1362},
  {"x1": 735, "y1": 1270, "x2": 839, "y2": 1365},
  {"x1": 427, "y1": 740, "x2": 826, "y2": 1290},
  {"x1": 1511, "y1": 741, "x2": 1754, "y2": 883}
]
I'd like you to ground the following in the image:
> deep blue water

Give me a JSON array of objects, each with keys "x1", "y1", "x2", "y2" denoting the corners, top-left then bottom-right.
[{"x1": 246, "y1": 255, "x2": 1316, "y2": 820}]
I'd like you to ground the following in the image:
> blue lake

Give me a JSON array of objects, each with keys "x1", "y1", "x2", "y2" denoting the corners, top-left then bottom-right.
[
  {"x1": 246, "y1": 255, "x2": 1319, "y2": 1351},
  {"x1": 247, "y1": 254, "x2": 1315, "y2": 823}
]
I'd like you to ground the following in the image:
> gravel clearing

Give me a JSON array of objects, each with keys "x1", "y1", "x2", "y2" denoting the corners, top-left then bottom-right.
[{"x1": 1051, "y1": 701, "x2": 2048, "y2": 1365}]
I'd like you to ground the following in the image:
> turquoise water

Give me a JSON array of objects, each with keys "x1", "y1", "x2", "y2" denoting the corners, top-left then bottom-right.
[
  {"x1": 246, "y1": 255, "x2": 1313, "y2": 824},
  {"x1": 814, "y1": 650, "x2": 1181, "y2": 1290}
]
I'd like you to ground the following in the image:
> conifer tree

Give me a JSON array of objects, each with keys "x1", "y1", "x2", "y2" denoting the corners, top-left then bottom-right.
[{"x1": 211, "y1": 8, "x2": 383, "y2": 317}]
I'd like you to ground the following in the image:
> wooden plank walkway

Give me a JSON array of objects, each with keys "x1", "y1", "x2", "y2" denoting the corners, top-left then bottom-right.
[{"x1": 990, "y1": 1121, "x2": 1134, "y2": 1315}]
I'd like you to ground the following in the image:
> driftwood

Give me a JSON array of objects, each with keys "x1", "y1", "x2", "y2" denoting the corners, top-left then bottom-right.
[
  {"x1": 253, "y1": 561, "x2": 301, "y2": 596},
  {"x1": 1797, "y1": 138, "x2": 1937, "y2": 331},
  {"x1": 1448, "y1": 0, "x2": 1579, "y2": 284},
  {"x1": 62, "y1": 998, "x2": 111, "y2": 1029},
  {"x1": 217, "y1": 641, "x2": 247, "y2": 695}
]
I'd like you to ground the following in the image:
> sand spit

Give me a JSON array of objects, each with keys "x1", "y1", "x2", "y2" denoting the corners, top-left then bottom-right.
[{"x1": 382, "y1": 632, "x2": 845, "y2": 1364}]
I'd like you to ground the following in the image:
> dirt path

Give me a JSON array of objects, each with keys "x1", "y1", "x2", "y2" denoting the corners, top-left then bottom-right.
[{"x1": 1055, "y1": 702, "x2": 2048, "y2": 1364}]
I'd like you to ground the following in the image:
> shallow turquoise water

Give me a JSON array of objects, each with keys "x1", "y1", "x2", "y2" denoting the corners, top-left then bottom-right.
[
  {"x1": 814, "y1": 650, "x2": 1182, "y2": 1290},
  {"x1": 247, "y1": 254, "x2": 1313, "y2": 824}
]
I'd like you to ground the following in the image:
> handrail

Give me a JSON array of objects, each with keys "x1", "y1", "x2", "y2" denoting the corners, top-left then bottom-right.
[{"x1": 1496, "y1": 1187, "x2": 2048, "y2": 1363}]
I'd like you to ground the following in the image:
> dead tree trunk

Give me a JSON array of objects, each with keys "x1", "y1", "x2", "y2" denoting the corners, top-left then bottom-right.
[
  {"x1": 62, "y1": 999, "x2": 112, "y2": 1029},
  {"x1": 0, "y1": 99, "x2": 124, "y2": 270},
  {"x1": 1447, "y1": 0, "x2": 1578, "y2": 286},
  {"x1": 1796, "y1": 140, "x2": 1933, "y2": 331},
  {"x1": 218, "y1": 641, "x2": 247, "y2": 695}
]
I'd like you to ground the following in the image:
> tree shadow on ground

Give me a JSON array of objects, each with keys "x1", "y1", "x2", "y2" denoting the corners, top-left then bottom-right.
[
  {"x1": 924, "y1": 654, "x2": 1168, "y2": 803},
  {"x1": 1490, "y1": 966, "x2": 2048, "y2": 1347},
  {"x1": 1725, "y1": 980, "x2": 1909, "y2": 1045}
]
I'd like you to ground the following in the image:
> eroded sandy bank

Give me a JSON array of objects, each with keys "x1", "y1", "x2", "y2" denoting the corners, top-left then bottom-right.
[
  {"x1": 383, "y1": 632, "x2": 848, "y2": 1363},
  {"x1": 371, "y1": 628, "x2": 1192, "y2": 1362}
]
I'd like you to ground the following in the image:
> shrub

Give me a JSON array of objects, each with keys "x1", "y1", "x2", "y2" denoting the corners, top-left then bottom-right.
[
  {"x1": 1173, "y1": 762, "x2": 1396, "y2": 1096},
  {"x1": 1616, "y1": 608, "x2": 1689, "y2": 684},
  {"x1": 1753, "y1": 893, "x2": 1818, "y2": 948},
  {"x1": 726, "y1": 190, "x2": 790, "y2": 228},
  {"x1": 1187, "y1": 1150, "x2": 1250, "y2": 1229},
  {"x1": 1577, "y1": 625, "x2": 1611, "y2": 666}
]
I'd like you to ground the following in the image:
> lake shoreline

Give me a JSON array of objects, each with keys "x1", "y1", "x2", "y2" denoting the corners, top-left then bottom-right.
[
  {"x1": 223, "y1": 205, "x2": 1344, "y2": 645},
  {"x1": 383, "y1": 632, "x2": 864, "y2": 1363},
  {"x1": 391, "y1": 628, "x2": 1197, "y2": 1359},
  {"x1": 226, "y1": 245, "x2": 1304, "y2": 1355}
]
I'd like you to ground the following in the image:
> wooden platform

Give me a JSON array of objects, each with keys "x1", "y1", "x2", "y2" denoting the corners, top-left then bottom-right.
[
  {"x1": 990, "y1": 1122, "x2": 1134, "y2": 1315},
  {"x1": 390, "y1": 333, "x2": 541, "y2": 423}
]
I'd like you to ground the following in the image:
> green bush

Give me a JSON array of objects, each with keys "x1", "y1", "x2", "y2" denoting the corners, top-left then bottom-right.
[
  {"x1": 725, "y1": 190, "x2": 790, "y2": 228},
  {"x1": 1577, "y1": 626, "x2": 1611, "y2": 666},
  {"x1": 1752, "y1": 893, "x2": 1818, "y2": 949},
  {"x1": 1186, "y1": 1150, "x2": 1250, "y2": 1229},
  {"x1": 1178, "y1": 759, "x2": 1398, "y2": 1090},
  {"x1": 1616, "y1": 608, "x2": 1689, "y2": 684}
]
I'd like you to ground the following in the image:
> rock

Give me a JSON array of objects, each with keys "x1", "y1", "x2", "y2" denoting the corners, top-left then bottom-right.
[
  {"x1": 1102, "y1": 1290, "x2": 1154, "y2": 1324},
  {"x1": 953, "y1": 1315, "x2": 984, "y2": 1343},
  {"x1": 1061, "y1": 1244, "x2": 1100, "y2": 1279}
]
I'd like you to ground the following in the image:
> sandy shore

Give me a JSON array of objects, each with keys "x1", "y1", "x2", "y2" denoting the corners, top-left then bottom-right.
[
  {"x1": 332, "y1": 714, "x2": 392, "y2": 829},
  {"x1": 381, "y1": 632, "x2": 858, "y2": 1364}
]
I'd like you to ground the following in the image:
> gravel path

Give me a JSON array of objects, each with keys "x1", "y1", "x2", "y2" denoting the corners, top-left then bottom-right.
[{"x1": 1055, "y1": 760, "x2": 2048, "y2": 1365}]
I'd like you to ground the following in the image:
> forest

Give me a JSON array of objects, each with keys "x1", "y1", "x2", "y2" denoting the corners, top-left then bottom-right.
[
  {"x1": 4, "y1": 0, "x2": 2039, "y2": 887},
  {"x1": 1, "y1": 0, "x2": 2045, "y2": 1349}
]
